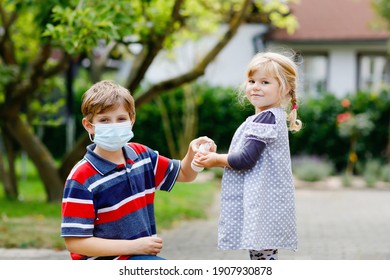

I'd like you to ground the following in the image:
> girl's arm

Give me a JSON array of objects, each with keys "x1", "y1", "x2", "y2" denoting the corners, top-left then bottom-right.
[
  {"x1": 64, "y1": 236, "x2": 163, "y2": 257},
  {"x1": 196, "y1": 138, "x2": 265, "y2": 170},
  {"x1": 193, "y1": 152, "x2": 230, "y2": 169},
  {"x1": 195, "y1": 111, "x2": 274, "y2": 170},
  {"x1": 226, "y1": 139, "x2": 266, "y2": 170}
]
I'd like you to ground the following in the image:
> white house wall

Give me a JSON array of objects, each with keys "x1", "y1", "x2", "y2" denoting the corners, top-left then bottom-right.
[{"x1": 201, "y1": 24, "x2": 268, "y2": 87}]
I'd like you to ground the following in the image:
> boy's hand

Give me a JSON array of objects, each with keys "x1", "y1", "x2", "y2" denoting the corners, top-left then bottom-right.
[
  {"x1": 132, "y1": 236, "x2": 163, "y2": 255},
  {"x1": 190, "y1": 136, "x2": 217, "y2": 153}
]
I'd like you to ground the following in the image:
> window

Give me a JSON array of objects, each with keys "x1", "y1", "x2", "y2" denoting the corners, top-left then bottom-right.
[
  {"x1": 358, "y1": 53, "x2": 390, "y2": 92},
  {"x1": 299, "y1": 53, "x2": 328, "y2": 97}
]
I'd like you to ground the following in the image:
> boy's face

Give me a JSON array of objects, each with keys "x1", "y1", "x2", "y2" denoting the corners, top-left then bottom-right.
[{"x1": 82, "y1": 104, "x2": 134, "y2": 134}]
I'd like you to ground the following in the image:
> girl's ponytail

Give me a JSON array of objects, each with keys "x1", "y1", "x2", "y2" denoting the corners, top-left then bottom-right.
[{"x1": 287, "y1": 92, "x2": 302, "y2": 132}]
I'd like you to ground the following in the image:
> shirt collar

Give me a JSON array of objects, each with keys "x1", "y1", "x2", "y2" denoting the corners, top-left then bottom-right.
[{"x1": 84, "y1": 144, "x2": 139, "y2": 175}]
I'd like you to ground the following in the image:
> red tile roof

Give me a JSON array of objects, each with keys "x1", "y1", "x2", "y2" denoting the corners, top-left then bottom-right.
[{"x1": 267, "y1": 0, "x2": 390, "y2": 42}]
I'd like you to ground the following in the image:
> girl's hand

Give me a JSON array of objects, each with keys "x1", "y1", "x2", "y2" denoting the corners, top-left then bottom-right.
[{"x1": 193, "y1": 152, "x2": 227, "y2": 169}]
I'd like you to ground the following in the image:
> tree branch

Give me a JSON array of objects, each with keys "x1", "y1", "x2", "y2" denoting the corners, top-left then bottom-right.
[
  {"x1": 125, "y1": 0, "x2": 185, "y2": 92},
  {"x1": 43, "y1": 51, "x2": 71, "y2": 78},
  {"x1": 134, "y1": 0, "x2": 251, "y2": 107},
  {"x1": 0, "y1": 3, "x2": 18, "y2": 64},
  {"x1": 6, "y1": 44, "x2": 52, "y2": 115},
  {"x1": 90, "y1": 41, "x2": 117, "y2": 83}
]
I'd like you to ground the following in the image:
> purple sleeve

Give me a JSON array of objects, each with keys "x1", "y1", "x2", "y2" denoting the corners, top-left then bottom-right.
[{"x1": 227, "y1": 111, "x2": 275, "y2": 170}]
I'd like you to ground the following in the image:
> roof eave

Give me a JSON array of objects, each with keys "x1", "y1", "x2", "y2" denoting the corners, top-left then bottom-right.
[{"x1": 265, "y1": 38, "x2": 390, "y2": 45}]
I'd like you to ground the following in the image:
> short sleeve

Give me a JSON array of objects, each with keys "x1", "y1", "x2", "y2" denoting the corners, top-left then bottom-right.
[
  {"x1": 244, "y1": 111, "x2": 277, "y2": 144},
  {"x1": 128, "y1": 143, "x2": 180, "y2": 192},
  {"x1": 155, "y1": 156, "x2": 180, "y2": 192},
  {"x1": 61, "y1": 177, "x2": 95, "y2": 237}
]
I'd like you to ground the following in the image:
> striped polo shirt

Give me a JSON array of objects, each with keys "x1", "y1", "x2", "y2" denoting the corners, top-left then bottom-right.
[{"x1": 61, "y1": 142, "x2": 180, "y2": 260}]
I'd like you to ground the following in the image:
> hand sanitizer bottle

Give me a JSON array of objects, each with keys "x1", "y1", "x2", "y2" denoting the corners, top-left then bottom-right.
[{"x1": 191, "y1": 143, "x2": 211, "y2": 172}]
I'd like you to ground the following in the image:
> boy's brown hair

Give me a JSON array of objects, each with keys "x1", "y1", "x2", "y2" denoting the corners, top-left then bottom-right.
[{"x1": 81, "y1": 80, "x2": 135, "y2": 121}]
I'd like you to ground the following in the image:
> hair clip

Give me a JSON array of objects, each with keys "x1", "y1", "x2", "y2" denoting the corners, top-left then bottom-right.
[{"x1": 292, "y1": 103, "x2": 298, "y2": 110}]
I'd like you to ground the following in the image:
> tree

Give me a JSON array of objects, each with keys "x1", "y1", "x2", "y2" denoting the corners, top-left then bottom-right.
[{"x1": 0, "y1": 0, "x2": 297, "y2": 202}]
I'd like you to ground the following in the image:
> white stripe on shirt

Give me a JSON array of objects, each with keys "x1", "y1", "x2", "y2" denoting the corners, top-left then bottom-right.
[{"x1": 97, "y1": 188, "x2": 155, "y2": 214}]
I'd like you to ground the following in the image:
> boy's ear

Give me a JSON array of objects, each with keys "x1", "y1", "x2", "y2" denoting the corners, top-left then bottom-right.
[
  {"x1": 82, "y1": 118, "x2": 94, "y2": 133},
  {"x1": 131, "y1": 114, "x2": 136, "y2": 126}
]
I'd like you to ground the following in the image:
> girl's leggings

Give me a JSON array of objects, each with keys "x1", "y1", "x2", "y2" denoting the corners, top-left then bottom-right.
[{"x1": 249, "y1": 249, "x2": 278, "y2": 260}]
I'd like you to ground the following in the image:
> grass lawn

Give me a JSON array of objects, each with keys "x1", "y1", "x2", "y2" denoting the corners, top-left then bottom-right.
[{"x1": 0, "y1": 167, "x2": 219, "y2": 250}]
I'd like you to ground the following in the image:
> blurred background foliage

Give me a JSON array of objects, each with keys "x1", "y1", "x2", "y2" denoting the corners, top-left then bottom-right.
[{"x1": 41, "y1": 81, "x2": 390, "y2": 175}]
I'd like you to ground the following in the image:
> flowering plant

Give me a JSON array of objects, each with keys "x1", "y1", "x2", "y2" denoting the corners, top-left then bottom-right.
[
  {"x1": 336, "y1": 98, "x2": 374, "y2": 175},
  {"x1": 337, "y1": 112, "x2": 374, "y2": 138}
]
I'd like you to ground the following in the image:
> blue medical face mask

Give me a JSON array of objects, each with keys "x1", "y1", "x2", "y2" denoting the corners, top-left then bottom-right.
[{"x1": 90, "y1": 121, "x2": 134, "y2": 151}]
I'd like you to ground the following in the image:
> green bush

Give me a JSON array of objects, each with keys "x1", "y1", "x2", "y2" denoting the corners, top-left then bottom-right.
[
  {"x1": 290, "y1": 90, "x2": 390, "y2": 173},
  {"x1": 289, "y1": 93, "x2": 348, "y2": 171},
  {"x1": 38, "y1": 83, "x2": 389, "y2": 175}
]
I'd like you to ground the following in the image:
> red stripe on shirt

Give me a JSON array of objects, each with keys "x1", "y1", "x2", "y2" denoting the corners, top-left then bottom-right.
[
  {"x1": 155, "y1": 156, "x2": 170, "y2": 187},
  {"x1": 62, "y1": 201, "x2": 95, "y2": 219},
  {"x1": 129, "y1": 142, "x2": 171, "y2": 187},
  {"x1": 95, "y1": 192, "x2": 155, "y2": 225},
  {"x1": 70, "y1": 162, "x2": 98, "y2": 185},
  {"x1": 128, "y1": 142, "x2": 147, "y2": 153}
]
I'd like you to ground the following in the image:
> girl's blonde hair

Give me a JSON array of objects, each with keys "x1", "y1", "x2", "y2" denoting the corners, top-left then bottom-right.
[
  {"x1": 81, "y1": 80, "x2": 135, "y2": 122},
  {"x1": 242, "y1": 51, "x2": 302, "y2": 132}
]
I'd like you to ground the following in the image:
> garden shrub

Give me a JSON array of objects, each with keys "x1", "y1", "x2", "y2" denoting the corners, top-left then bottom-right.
[
  {"x1": 290, "y1": 90, "x2": 390, "y2": 173},
  {"x1": 40, "y1": 83, "x2": 389, "y2": 177}
]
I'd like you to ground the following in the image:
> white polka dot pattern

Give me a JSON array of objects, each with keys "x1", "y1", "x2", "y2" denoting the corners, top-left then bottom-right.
[{"x1": 218, "y1": 107, "x2": 297, "y2": 252}]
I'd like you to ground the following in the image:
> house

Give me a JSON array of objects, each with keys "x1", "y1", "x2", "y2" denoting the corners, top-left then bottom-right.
[
  {"x1": 144, "y1": 0, "x2": 390, "y2": 98},
  {"x1": 263, "y1": 0, "x2": 390, "y2": 97}
]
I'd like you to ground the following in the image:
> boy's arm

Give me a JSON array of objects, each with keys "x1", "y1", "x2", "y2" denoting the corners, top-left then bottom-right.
[
  {"x1": 176, "y1": 136, "x2": 216, "y2": 182},
  {"x1": 64, "y1": 236, "x2": 163, "y2": 257}
]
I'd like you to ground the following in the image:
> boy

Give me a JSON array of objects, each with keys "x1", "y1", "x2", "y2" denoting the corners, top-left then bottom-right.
[{"x1": 61, "y1": 80, "x2": 215, "y2": 260}]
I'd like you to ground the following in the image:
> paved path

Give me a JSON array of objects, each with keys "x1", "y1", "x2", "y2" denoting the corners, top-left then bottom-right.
[
  {"x1": 1, "y1": 187, "x2": 390, "y2": 260},
  {"x1": 160, "y1": 187, "x2": 390, "y2": 260}
]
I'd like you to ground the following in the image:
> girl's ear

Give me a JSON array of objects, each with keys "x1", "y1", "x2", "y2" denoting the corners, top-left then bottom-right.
[
  {"x1": 281, "y1": 86, "x2": 292, "y2": 104},
  {"x1": 285, "y1": 84, "x2": 292, "y2": 97}
]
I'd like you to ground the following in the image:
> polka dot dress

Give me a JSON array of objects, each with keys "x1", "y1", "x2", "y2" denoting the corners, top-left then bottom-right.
[{"x1": 218, "y1": 107, "x2": 297, "y2": 252}]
